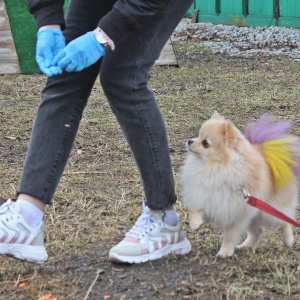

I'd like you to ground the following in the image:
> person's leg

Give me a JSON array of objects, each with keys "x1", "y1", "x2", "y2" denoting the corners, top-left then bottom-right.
[
  {"x1": 0, "y1": 0, "x2": 116, "y2": 263},
  {"x1": 101, "y1": 0, "x2": 194, "y2": 263},
  {"x1": 18, "y1": 0, "x2": 116, "y2": 205},
  {"x1": 101, "y1": 0, "x2": 193, "y2": 210}
]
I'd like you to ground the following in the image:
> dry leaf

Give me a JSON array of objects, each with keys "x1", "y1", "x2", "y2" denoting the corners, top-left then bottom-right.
[
  {"x1": 37, "y1": 295, "x2": 58, "y2": 300},
  {"x1": 18, "y1": 282, "x2": 27, "y2": 288}
]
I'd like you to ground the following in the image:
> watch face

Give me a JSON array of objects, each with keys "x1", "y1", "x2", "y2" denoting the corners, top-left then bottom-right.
[
  {"x1": 94, "y1": 28, "x2": 114, "y2": 50},
  {"x1": 94, "y1": 29, "x2": 106, "y2": 42}
]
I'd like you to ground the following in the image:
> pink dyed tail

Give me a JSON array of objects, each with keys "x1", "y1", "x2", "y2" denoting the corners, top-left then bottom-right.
[{"x1": 244, "y1": 114, "x2": 300, "y2": 177}]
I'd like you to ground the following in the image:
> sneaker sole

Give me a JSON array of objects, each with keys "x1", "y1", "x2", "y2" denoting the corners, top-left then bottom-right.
[
  {"x1": 109, "y1": 237, "x2": 192, "y2": 264},
  {"x1": 0, "y1": 244, "x2": 48, "y2": 264}
]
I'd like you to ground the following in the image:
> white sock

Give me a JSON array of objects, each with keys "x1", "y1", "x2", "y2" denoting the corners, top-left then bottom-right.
[
  {"x1": 162, "y1": 208, "x2": 178, "y2": 226},
  {"x1": 16, "y1": 200, "x2": 44, "y2": 228}
]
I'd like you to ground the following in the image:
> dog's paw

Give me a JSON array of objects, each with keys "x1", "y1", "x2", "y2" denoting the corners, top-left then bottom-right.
[
  {"x1": 189, "y1": 218, "x2": 203, "y2": 231},
  {"x1": 283, "y1": 236, "x2": 294, "y2": 247},
  {"x1": 216, "y1": 249, "x2": 236, "y2": 258},
  {"x1": 189, "y1": 210, "x2": 204, "y2": 231},
  {"x1": 236, "y1": 243, "x2": 251, "y2": 250},
  {"x1": 281, "y1": 225, "x2": 294, "y2": 247}
]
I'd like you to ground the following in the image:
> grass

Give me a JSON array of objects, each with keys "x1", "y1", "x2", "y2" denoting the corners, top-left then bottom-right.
[
  {"x1": 5, "y1": 0, "x2": 38, "y2": 74},
  {"x1": 1, "y1": 42, "x2": 300, "y2": 299},
  {"x1": 5, "y1": 0, "x2": 69, "y2": 74}
]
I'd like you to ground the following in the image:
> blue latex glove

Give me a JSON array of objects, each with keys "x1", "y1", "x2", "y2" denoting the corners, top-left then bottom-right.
[
  {"x1": 52, "y1": 31, "x2": 106, "y2": 72},
  {"x1": 36, "y1": 29, "x2": 66, "y2": 77}
]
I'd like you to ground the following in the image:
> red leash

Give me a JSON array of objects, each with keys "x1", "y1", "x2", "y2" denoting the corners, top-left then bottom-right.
[{"x1": 247, "y1": 195, "x2": 300, "y2": 228}]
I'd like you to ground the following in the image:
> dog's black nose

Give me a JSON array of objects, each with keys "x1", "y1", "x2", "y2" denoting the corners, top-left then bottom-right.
[{"x1": 187, "y1": 139, "x2": 194, "y2": 146}]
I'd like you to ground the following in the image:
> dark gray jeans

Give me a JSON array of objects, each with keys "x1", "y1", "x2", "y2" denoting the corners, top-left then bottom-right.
[{"x1": 18, "y1": 0, "x2": 193, "y2": 210}]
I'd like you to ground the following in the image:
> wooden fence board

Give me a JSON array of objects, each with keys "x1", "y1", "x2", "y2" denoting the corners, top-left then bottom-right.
[{"x1": 0, "y1": 0, "x2": 21, "y2": 74}]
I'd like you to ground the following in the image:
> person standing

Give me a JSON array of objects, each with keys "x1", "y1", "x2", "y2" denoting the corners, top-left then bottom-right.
[{"x1": 0, "y1": 0, "x2": 192, "y2": 264}]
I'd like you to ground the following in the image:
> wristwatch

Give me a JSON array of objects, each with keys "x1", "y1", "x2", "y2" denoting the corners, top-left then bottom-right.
[{"x1": 93, "y1": 27, "x2": 109, "y2": 50}]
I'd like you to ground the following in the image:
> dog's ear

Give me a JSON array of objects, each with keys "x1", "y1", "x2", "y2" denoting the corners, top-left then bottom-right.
[
  {"x1": 211, "y1": 111, "x2": 223, "y2": 120},
  {"x1": 223, "y1": 120, "x2": 238, "y2": 146}
]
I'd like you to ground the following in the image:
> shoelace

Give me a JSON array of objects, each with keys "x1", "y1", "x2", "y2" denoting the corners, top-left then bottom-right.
[
  {"x1": 126, "y1": 202, "x2": 156, "y2": 242},
  {"x1": 0, "y1": 199, "x2": 16, "y2": 222},
  {"x1": 0, "y1": 199, "x2": 13, "y2": 212}
]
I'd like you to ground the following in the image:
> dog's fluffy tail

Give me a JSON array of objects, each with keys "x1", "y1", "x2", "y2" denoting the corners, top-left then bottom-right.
[{"x1": 245, "y1": 114, "x2": 300, "y2": 189}]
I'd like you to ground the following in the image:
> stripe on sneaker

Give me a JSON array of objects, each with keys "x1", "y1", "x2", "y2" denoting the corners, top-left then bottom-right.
[
  {"x1": 0, "y1": 236, "x2": 7, "y2": 243},
  {"x1": 1, "y1": 221, "x2": 34, "y2": 245},
  {"x1": 0, "y1": 221, "x2": 33, "y2": 244},
  {"x1": 0, "y1": 199, "x2": 48, "y2": 263},
  {"x1": 21, "y1": 236, "x2": 29, "y2": 244}
]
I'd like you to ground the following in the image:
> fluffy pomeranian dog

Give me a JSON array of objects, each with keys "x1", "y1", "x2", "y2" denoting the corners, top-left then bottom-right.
[{"x1": 180, "y1": 112, "x2": 300, "y2": 257}]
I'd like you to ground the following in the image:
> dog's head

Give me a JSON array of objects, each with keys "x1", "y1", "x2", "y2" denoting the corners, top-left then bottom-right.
[{"x1": 187, "y1": 112, "x2": 244, "y2": 164}]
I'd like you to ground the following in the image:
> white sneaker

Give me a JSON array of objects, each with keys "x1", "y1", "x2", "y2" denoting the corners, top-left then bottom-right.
[
  {"x1": 0, "y1": 199, "x2": 48, "y2": 264},
  {"x1": 109, "y1": 203, "x2": 191, "y2": 263}
]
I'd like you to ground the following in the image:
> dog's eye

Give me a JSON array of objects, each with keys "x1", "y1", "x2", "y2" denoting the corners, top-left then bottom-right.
[{"x1": 202, "y1": 139, "x2": 209, "y2": 148}]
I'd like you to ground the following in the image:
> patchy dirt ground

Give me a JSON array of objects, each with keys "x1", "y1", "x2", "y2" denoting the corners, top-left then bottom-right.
[{"x1": 1, "y1": 43, "x2": 300, "y2": 299}]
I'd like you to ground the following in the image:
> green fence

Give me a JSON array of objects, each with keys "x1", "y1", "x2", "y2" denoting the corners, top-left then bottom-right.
[{"x1": 194, "y1": 0, "x2": 300, "y2": 28}]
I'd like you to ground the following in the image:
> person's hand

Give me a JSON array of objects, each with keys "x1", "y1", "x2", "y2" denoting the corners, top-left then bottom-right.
[
  {"x1": 36, "y1": 27, "x2": 66, "y2": 77},
  {"x1": 52, "y1": 31, "x2": 106, "y2": 72}
]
